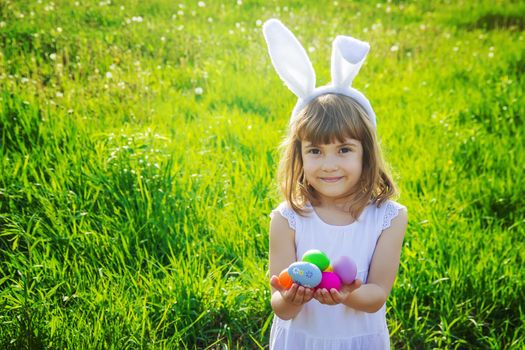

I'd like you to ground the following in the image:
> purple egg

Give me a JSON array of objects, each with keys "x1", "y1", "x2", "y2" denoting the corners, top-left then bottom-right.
[{"x1": 333, "y1": 256, "x2": 357, "y2": 284}]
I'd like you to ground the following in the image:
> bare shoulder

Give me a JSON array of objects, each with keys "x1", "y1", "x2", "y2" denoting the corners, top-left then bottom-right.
[
  {"x1": 269, "y1": 210, "x2": 295, "y2": 240},
  {"x1": 270, "y1": 211, "x2": 293, "y2": 231}
]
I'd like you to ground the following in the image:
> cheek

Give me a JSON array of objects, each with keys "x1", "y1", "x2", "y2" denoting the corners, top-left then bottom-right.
[
  {"x1": 302, "y1": 159, "x2": 318, "y2": 179},
  {"x1": 346, "y1": 157, "x2": 363, "y2": 176}
]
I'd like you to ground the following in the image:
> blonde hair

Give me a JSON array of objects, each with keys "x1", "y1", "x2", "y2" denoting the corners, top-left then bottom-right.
[{"x1": 277, "y1": 94, "x2": 397, "y2": 219}]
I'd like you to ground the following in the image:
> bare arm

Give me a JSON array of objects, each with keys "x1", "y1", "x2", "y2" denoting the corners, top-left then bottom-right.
[
  {"x1": 269, "y1": 212, "x2": 314, "y2": 320},
  {"x1": 344, "y1": 207, "x2": 408, "y2": 312},
  {"x1": 314, "y1": 208, "x2": 408, "y2": 313}
]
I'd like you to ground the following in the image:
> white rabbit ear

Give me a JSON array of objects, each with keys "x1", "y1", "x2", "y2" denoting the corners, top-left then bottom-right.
[
  {"x1": 263, "y1": 19, "x2": 315, "y2": 99},
  {"x1": 331, "y1": 36, "x2": 370, "y2": 88}
]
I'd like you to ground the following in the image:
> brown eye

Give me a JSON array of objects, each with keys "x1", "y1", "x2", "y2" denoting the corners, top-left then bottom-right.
[{"x1": 340, "y1": 147, "x2": 352, "y2": 153}]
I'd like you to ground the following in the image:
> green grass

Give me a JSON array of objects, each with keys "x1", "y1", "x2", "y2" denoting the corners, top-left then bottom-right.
[{"x1": 1, "y1": 0, "x2": 524, "y2": 348}]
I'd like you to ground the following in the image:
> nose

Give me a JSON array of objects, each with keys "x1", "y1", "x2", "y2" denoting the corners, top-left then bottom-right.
[{"x1": 321, "y1": 154, "x2": 339, "y2": 172}]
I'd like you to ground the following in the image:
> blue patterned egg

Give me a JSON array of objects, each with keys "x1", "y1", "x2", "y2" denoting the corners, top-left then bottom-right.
[{"x1": 288, "y1": 262, "x2": 322, "y2": 288}]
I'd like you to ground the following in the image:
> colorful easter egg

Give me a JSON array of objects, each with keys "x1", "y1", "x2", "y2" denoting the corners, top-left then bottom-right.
[
  {"x1": 317, "y1": 272, "x2": 342, "y2": 291},
  {"x1": 288, "y1": 261, "x2": 322, "y2": 288},
  {"x1": 333, "y1": 256, "x2": 357, "y2": 284},
  {"x1": 278, "y1": 269, "x2": 293, "y2": 289},
  {"x1": 324, "y1": 265, "x2": 333, "y2": 272},
  {"x1": 302, "y1": 249, "x2": 330, "y2": 271}
]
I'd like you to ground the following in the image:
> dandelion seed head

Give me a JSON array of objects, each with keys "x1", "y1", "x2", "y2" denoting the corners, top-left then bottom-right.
[
  {"x1": 195, "y1": 87, "x2": 203, "y2": 95},
  {"x1": 198, "y1": 1, "x2": 205, "y2": 7}
]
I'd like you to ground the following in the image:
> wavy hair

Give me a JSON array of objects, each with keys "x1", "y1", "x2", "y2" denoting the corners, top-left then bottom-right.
[{"x1": 277, "y1": 94, "x2": 397, "y2": 219}]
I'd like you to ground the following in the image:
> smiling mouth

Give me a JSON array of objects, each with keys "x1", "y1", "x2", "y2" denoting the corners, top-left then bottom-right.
[{"x1": 320, "y1": 177, "x2": 343, "y2": 183}]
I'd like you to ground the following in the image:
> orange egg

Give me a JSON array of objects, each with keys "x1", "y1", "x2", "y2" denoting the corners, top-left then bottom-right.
[
  {"x1": 324, "y1": 265, "x2": 333, "y2": 272},
  {"x1": 278, "y1": 269, "x2": 294, "y2": 289}
]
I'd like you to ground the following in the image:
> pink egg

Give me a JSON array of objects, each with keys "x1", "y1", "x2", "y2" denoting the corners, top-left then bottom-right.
[
  {"x1": 333, "y1": 256, "x2": 357, "y2": 284},
  {"x1": 317, "y1": 272, "x2": 342, "y2": 291}
]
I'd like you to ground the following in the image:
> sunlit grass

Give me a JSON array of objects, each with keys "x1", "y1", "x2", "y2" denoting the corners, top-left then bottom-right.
[{"x1": 1, "y1": 0, "x2": 524, "y2": 348}]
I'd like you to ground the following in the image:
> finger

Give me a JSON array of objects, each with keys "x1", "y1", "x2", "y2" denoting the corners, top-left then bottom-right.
[
  {"x1": 315, "y1": 288, "x2": 328, "y2": 304},
  {"x1": 315, "y1": 288, "x2": 329, "y2": 304},
  {"x1": 322, "y1": 288, "x2": 336, "y2": 305},
  {"x1": 283, "y1": 283, "x2": 298, "y2": 302},
  {"x1": 303, "y1": 287, "x2": 314, "y2": 302},
  {"x1": 330, "y1": 289, "x2": 343, "y2": 304},
  {"x1": 270, "y1": 276, "x2": 284, "y2": 291},
  {"x1": 294, "y1": 286, "x2": 306, "y2": 304},
  {"x1": 312, "y1": 289, "x2": 320, "y2": 301}
]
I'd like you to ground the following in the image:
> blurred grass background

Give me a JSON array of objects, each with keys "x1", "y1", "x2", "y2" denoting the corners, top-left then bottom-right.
[{"x1": 1, "y1": 0, "x2": 524, "y2": 348}]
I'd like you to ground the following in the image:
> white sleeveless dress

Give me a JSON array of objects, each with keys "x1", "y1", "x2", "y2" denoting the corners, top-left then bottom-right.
[{"x1": 269, "y1": 200, "x2": 406, "y2": 350}]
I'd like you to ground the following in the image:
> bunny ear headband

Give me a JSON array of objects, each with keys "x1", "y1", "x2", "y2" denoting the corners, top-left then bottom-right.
[{"x1": 262, "y1": 18, "x2": 376, "y2": 128}]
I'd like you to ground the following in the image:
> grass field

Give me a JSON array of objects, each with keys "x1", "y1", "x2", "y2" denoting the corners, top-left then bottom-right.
[{"x1": 1, "y1": 0, "x2": 524, "y2": 348}]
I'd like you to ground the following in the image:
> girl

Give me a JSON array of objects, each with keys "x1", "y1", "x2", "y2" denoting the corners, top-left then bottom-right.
[{"x1": 263, "y1": 19, "x2": 408, "y2": 349}]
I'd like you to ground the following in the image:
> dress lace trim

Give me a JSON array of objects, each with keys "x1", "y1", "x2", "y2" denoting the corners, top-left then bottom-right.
[
  {"x1": 382, "y1": 201, "x2": 401, "y2": 230},
  {"x1": 278, "y1": 205, "x2": 297, "y2": 231}
]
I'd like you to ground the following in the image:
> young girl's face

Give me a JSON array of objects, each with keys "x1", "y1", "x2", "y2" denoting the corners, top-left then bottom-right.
[{"x1": 301, "y1": 137, "x2": 363, "y2": 204}]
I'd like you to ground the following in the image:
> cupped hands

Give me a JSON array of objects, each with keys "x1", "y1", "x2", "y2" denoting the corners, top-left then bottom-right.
[{"x1": 314, "y1": 279, "x2": 362, "y2": 305}]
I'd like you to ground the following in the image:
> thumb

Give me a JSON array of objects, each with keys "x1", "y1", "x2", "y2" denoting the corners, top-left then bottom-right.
[
  {"x1": 270, "y1": 275, "x2": 285, "y2": 292},
  {"x1": 349, "y1": 278, "x2": 362, "y2": 291}
]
